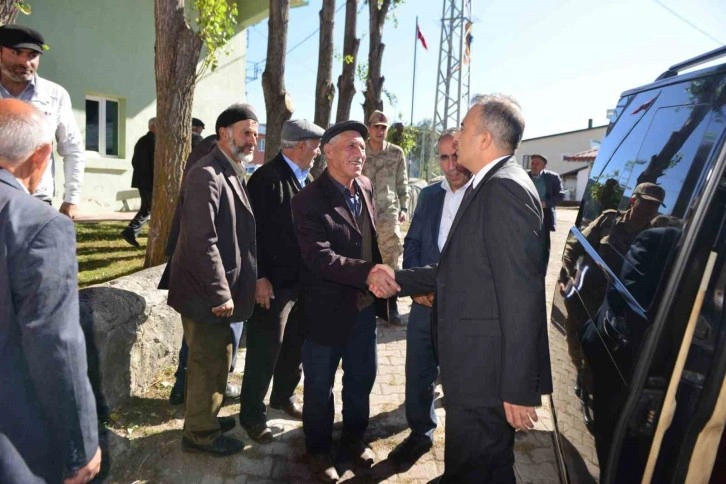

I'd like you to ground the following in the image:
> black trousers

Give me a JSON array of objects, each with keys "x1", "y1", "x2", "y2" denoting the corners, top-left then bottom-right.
[
  {"x1": 126, "y1": 188, "x2": 152, "y2": 235},
  {"x1": 440, "y1": 404, "x2": 516, "y2": 483},
  {"x1": 239, "y1": 286, "x2": 303, "y2": 426}
]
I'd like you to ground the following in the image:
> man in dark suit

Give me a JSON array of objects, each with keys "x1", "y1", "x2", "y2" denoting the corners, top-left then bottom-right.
[
  {"x1": 240, "y1": 118, "x2": 325, "y2": 443},
  {"x1": 388, "y1": 127, "x2": 471, "y2": 466},
  {"x1": 121, "y1": 117, "x2": 156, "y2": 247},
  {"x1": 372, "y1": 94, "x2": 552, "y2": 482},
  {"x1": 292, "y1": 120, "x2": 396, "y2": 482},
  {"x1": 527, "y1": 153, "x2": 563, "y2": 251},
  {"x1": 192, "y1": 117, "x2": 205, "y2": 147},
  {"x1": 0, "y1": 98, "x2": 101, "y2": 483},
  {"x1": 167, "y1": 104, "x2": 260, "y2": 456}
]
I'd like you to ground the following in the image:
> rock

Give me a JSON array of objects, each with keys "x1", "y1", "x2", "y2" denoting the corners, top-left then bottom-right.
[{"x1": 79, "y1": 264, "x2": 181, "y2": 409}]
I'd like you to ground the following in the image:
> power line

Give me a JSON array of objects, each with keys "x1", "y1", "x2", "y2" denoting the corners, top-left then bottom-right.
[{"x1": 653, "y1": 0, "x2": 723, "y2": 45}]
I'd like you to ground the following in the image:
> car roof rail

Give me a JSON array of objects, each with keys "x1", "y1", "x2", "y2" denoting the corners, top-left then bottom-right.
[{"x1": 656, "y1": 45, "x2": 726, "y2": 81}]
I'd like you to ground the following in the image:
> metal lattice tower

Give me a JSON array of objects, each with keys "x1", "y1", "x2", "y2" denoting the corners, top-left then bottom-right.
[{"x1": 432, "y1": 0, "x2": 472, "y2": 135}]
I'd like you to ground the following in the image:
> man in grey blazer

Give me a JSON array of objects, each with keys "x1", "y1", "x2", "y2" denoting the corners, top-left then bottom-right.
[
  {"x1": 371, "y1": 94, "x2": 552, "y2": 482},
  {"x1": 167, "y1": 104, "x2": 259, "y2": 456},
  {"x1": 0, "y1": 98, "x2": 100, "y2": 483}
]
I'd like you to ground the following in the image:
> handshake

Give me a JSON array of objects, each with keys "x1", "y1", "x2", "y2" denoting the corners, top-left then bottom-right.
[{"x1": 366, "y1": 264, "x2": 401, "y2": 298}]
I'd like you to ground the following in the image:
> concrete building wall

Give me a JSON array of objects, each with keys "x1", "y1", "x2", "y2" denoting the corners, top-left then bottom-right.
[
  {"x1": 517, "y1": 125, "x2": 607, "y2": 176},
  {"x1": 23, "y1": 1, "x2": 247, "y2": 213}
]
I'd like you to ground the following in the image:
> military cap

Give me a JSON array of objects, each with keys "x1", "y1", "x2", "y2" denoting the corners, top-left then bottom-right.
[
  {"x1": 192, "y1": 117, "x2": 205, "y2": 128},
  {"x1": 215, "y1": 104, "x2": 258, "y2": 135},
  {"x1": 633, "y1": 182, "x2": 666, "y2": 206},
  {"x1": 321, "y1": 120, "x2": 368, "y2": 146},
  {"x1": 281, "y1": 119, "x2": 325, "y2": 141},
  {"x1": 368, "y1": 110, "x2": 390, "y2": 126},
  {"x1": 0, "y1": 25, "x2": 47, "y2": 54}
]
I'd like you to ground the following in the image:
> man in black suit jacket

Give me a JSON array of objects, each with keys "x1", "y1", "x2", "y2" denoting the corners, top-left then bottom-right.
[
  {"x1": 372, "y1": 94, "x2": 552, "y2": 482},
  {"x1": 527, "y1": 153, "x2": 564, "y2": 251},
  {"x1": 240, "y1": 119, "x2": 324, "y2": 443},
  {"x1": 121, "y1": 117, "x2": 156, "y2": 247},
  {"x1": 292, "y1": 121, "x2": 395, "y2": 482}
]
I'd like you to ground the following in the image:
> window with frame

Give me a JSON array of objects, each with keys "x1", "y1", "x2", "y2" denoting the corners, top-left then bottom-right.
[
  {"x1": 85, "y1": 96, "x2": 120, "y2": 156},
  {"x1": 257, "y1": 138, "x2": 266, "y2": 153}
]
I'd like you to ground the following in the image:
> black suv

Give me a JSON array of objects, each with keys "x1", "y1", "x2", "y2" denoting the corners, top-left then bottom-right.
[{"x1": 550, "y1": 46, "x2": 726, "y2": 483}]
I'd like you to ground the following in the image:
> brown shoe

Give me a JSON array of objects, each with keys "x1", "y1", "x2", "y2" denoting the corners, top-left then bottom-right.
[
  {"x1": 305, "y1": 452, "x2": 339, "y2": 482},
  {"x1": 342, "y1": 438, "x2": 376, "y2": 467},
  {"x1": 270, "y1": 400, "x2": 303, "y2": 419}
]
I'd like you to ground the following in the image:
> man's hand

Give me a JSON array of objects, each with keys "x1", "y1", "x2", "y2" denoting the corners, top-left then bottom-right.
[
  {"x1": 503, "y1": 402, "x2": 538, "y2": 432},
  {"x1": 412, "y1": 293, "x2": 434, "y2": 308},
  {"x1": 211, "y1": 298, "x2": 234, "y2": 317},
  {"x1": 558, "y1": 282, "x2": 567, "y2": 296},
  {"x1": 367, "y1": 264, "x2": 400, "y2": 298},
  {"x1": 64, "y1": 447, "x2": 101, "y2": 484},
  {"x1": 60, "y1": 202, "x2": 78, "y2": 219},
  {"x1": 540, "y1": 200, "x2": 547, "y2": 209},
  {"x1": 255, "y1": 277, "x2": 275, "y2": 309},
  {"x1": 399, "y1": 210, "x2": 408, "y2": 223}
]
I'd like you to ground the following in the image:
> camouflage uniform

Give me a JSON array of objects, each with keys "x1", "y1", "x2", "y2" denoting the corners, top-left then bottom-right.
[{"x1": 363, "y1": 140, "x2": 409, "y2": 269}]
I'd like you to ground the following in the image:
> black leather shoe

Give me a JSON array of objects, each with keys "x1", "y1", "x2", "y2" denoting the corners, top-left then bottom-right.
[
  {"x1": 120, "y1": 229, "x2": 140, "y2": 248},
  {"x1": 305, "y1": 452, "x2": 339, "y2": 482},
  {"x1": 243, "y1": 422, "x2": 273, "y2": 444},
  {"x1": 169, "y1": 386, "x2": 184, "y2": 406},
  {"x1": 224, "y1": 382, "x2": 241, "y2": 399},
  {"x1": 388, "y1": 434, "x2": 433, "y2": 465},
  {"x1": 218, "y1": 416, "x2": 236, "y2": 433},
  {"x1": 270, "y1": 400, "x2": 303, "y2": 419},
  {"x1": 341, "y1": 438, "x2": 376, "y2": 467},
  {"x1": 181, "y1": 434, "x2": 244, "y2": 456},
  {"x1": 388, "y1": 297, "x2": 403, "y2": 325}
]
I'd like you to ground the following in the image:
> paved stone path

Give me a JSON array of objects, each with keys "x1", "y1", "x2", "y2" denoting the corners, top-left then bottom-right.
[{"x1": 107, "y1": 209, "x2": 588, "y2": 483}]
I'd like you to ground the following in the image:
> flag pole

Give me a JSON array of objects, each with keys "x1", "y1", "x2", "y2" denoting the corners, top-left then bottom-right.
[{"x1": 410, "y1": 16, "x2": 418, "y2": 126}]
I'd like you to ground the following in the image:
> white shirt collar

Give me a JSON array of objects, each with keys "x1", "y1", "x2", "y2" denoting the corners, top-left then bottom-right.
[{"x1": 470, "y1": 155, "x2": 510, "y2": 189}]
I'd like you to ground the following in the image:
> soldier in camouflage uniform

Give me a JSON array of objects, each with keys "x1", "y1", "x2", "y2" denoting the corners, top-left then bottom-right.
[
  {"x1": 363, "y1": 110, "x2": 409, "y2": 324},
  {"x1": 557, "y1": 182, "x2": 665, "y2": 398}
]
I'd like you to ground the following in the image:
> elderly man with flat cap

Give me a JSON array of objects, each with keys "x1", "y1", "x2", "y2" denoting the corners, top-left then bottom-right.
[
  {"x1": 166, "y1": 104, "x2": 260, "y2": 456},
  {"x1": 0, "y1": 25, "x2": 85, "y2": 219},
  {"x1": 239, "y1": 119, "x2": 325, "y2": 443},
  {"x1": 362, "y1": 110, "x2": 409, "y2": 324},
  {"x1": 292, "y1": 120, "x2": 397, "y2": 481}
]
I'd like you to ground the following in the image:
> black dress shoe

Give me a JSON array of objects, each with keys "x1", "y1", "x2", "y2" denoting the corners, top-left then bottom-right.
[
  {"x1": 341, "y1": 438, "x2": 376, "y2": 467},
  {"x1": 224, "y1": 382, "x2": 241, "y2": 399},
  {"x1": 388, "y1": 297, "x2": 403, "y2": 325},
  {"x1": 270, "y1": 400, "x2": 303, "y2": 419},
  {"x1": 388, "y1": 434, "x2": 433, "y2": 465},
  {"x1": 218, "y1": 416, "x2": 236, "y2": 433},
  {"x1": 169, "y1": 386, "x2": 184, "y2": 406},
  {"x1": 243, "y1": 422, "x2": 273, "y2": 444},
  {"x1": 120, "y1": 228, "x2": 140, "y2": 248},
  {"x1": 181, "y1": 434, "x2": 244, "y2": 456},
  {"x1": 305, "y1": 452, "x2": 339, "y2": 482}
]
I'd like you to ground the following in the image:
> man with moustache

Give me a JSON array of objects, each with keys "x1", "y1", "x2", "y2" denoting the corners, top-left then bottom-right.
[
  {"x1": 372, "y1": 94, "x2": 552, "y2": 482},
  {"x1": 388, "y1": 128, "x2": 472, "y2": 466},
  {"x1": 239, "y1": 119, "x2": 325, "y2": 443},
  {"x1": 167, "y1": 104, "x2": 259, "y2": 456},
  {"x1": 0, "y1": 25, "x2": 85, "y2": 218},
  {"x1": 291, "y1": 121, "x2": 397, "y2": 482}
]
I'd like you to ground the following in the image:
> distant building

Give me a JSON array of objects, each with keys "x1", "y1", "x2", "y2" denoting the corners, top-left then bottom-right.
[{"x1": 517, "y1": 121, "x2": 607, "y2": 201}]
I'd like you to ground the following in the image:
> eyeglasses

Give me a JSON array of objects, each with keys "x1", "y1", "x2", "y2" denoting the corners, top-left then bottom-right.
[{"x1": 439, "y1": 153, "x2": 458, "y2": 162}]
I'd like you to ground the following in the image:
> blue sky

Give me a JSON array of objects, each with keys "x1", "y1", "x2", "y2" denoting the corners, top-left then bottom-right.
[{"x1": 243, "y1": 0, "x2": 724, "y2": 138}]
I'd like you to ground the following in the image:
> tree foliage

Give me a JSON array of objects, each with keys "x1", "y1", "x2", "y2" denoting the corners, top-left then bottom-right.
[
  {"x1": 193, "y1": 0, "x2": 238, "y2": 73},
  {"x1": 0, "y1": 0, "x2": 31, "y2": 25}
]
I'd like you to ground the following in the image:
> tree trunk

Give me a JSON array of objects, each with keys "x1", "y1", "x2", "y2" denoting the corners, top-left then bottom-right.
[
  {"x1": 335, "y1": 0, "x2": 359, "y2": 123},
  {"x1": 363, "y1": 0, "x2": 391, "y2": 121},
  {"x1": 0, "y1": 1, "x2": 21, "y2": 25},
  {"x1": 262, "y1": 0, "x2": 294, "y2": 162},
  {"x1": 145, "y1": 0, "x2": 203, "y2": 267},
  {"x1": 310, "y1": 0, "x2": 335, "y2": 179}
]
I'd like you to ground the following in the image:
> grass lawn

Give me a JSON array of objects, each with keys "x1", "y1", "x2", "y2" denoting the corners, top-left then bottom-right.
[{"x1": 76, "y1": 222, "x2": 147, "y2": 287}]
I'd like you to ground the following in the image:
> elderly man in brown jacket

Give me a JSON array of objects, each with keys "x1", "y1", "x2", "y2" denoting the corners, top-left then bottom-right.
[{"x1": 167, "y1": 104, "x2": 259, "y2": 456}]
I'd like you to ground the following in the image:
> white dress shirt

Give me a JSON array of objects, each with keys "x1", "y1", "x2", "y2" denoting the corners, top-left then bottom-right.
[
  {"x1": 470, "y1": 155, "x2": 511, "y2": 189},
  {"x1": 437, "y1": 178, "x2": 472, "y2": 252}
]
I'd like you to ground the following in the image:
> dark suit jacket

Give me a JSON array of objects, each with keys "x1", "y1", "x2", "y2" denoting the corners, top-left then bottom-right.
[
  {"x1": 247, "y1": 152, "x2": 311, "y2": 289},
  {"x1": 403, "y1": 181, "x2": 445, "y2": 269},
  {"x1": 527, "y1": 169, "x2": 563, "y2": 231},
  {"x1": 131, "y1": 130, "x2": 155, "y2": 191},
  {"x1": 397, "y1": 157, "x2": 553, "y2": 407},
  {"x1": 0, "y1": 169, "x2": 98, "y2": 482},
  {"x1": 167, "y1": 146, "x2": 257, "y2": 324},
  {"x1": 292, "y1": 170, "x2": 387, "y2": 346}
]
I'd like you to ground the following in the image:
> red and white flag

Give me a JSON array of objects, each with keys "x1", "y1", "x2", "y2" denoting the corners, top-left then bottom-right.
[{"x1": 416, "y1": 22, "x2": 428, "y2": 50}]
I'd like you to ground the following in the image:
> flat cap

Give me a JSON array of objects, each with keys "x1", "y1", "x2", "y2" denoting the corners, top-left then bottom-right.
[
  {"x1": 321, "y1": 120, "x2": 368, "y2": 146},
  {"x1": 633, "y1": 182, "x2": 666, "y2": 206},
  {"x1": 530, "y1": 153, "x2": 548, "y2": 164},
  {"x1": 368, "y1": 110, "x2": 390, "y2": 126},
  {"x1": 0, "y1": 25, "x2": 47, "y2": 53},
  {"x1": 281, "y1": 119, "x2": 325, "y2": 141},
  {"x1": 215, "y1": 104, "x2": 258, "y2": 134},
  {"x1": 192, "y1": 117, "x2": 205, "y2": 128}
]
